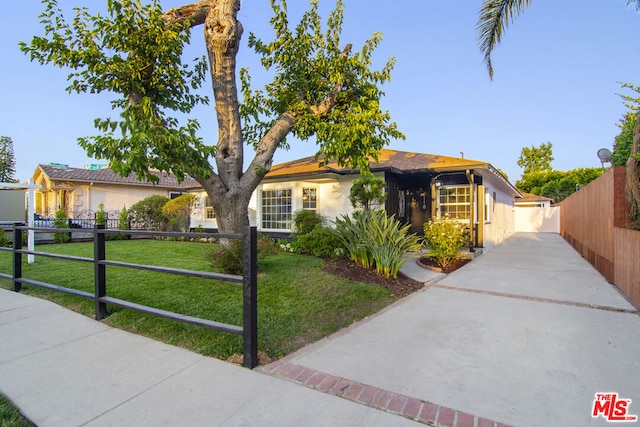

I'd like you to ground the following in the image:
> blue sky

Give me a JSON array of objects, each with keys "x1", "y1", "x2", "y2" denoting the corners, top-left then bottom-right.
[{"x1": 2, "y1": 0, "x2": 640, "y2": 183}]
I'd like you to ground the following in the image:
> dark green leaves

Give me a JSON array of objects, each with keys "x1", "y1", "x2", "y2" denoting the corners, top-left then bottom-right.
[
  {"x1": 21, "y1": 0, "x2": 211, "y2": 183},
  {"x1": 241, "y1": 0, "x2": 404, "y2": 172}
]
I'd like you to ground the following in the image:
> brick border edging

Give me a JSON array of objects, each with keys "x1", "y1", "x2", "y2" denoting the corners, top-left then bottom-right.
[{"x1": 260, "y1": 360, "x2": 510, "y2": 427}]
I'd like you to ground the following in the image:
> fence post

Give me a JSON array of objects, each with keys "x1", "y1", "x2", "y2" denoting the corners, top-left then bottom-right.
[
  {"x1": 242, "y1": 226, "x2": 258, "y2": 369},
  {"x1": 94, "y1": 224, "x2": 107, "y2": 320},
  {"x1": 12, "y1": 224, "x2": 22, "y2": 292}
]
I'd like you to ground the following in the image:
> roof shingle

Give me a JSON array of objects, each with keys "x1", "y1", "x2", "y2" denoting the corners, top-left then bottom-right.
[{"x1": 38, "y1": 164, "x2": 197, "y2": 189}]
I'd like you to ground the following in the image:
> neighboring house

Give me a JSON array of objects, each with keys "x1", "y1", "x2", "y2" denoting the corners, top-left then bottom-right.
[
  {"x1": 251, "y1": 149, "x2": 521, "y2": 252},
  {"x1": 515, "y1": 192, "x2": 554, "y2": 208},
  {"x1": 32, "y1": 163, "x2": 197, "y2": 219},
  {"x1": 514, "y1": 192, "x2": 560, "y2": 233}
]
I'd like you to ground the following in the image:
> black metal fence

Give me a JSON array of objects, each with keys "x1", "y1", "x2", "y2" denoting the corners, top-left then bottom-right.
[{"x1": 0, "y1": 224, "x2": 258, "y2": 369}]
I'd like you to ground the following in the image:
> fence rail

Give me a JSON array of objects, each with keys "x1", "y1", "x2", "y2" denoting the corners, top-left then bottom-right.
[{"x1": 0, "y1": 224, "x2": 259, "y2": 368}]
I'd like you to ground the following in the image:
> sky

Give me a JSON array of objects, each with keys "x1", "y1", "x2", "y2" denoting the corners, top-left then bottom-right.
[{"x1": 2, "y1": 0, "x2": 640, "y2": 184}]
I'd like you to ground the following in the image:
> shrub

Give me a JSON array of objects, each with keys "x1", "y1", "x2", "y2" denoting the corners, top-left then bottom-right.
[
  {"x1": 95, "y1": 203, "x2": 107, "y2": 225},
  {"x1": 118, "y1": 206, "x2": 131, "y2": 230},
  {"x1": 0, "y1": 228, "x2": 10, "y2": 248},
  {"x1": 53, "y1": 208, "x2": 70, "y2": 243},
  {"x1": 206, "y1": 240, "x2": 244, "y2": 274},
  {"x1": 130, "y1": 195, "x2": 170, "y2": 230},
  {"x1": 349, "y1": 174, "x2": 387, "y2": 210},
  {"x1": 292, "y1": 209, "x2": 324, "y2": 235},
  {"x1": 422, "y1": 216, "x2": 466, "y2": 269},
  {"x1": 162, "y1": 194, "x2": 199, "y2": 232},
  {"x1": 291, "y1": 224, "x2": 345, "y2": 258},
  {"x1": 334, "y1": 210, "x2": 421, "y2": 278},
  {"x1": 205, "y1": 235, "x2": 280, "y2": 274}
]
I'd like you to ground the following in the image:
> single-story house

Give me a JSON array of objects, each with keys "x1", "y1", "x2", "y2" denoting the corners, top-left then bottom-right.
[
  {"x1": 248, "y1": 148, "x2": 521, "y2": 251},
  {"x1": 31, "y1": 149, "x2": 521, "y2": 252},
  {"x1": 514, "y1": 192, "x2": 554, "y2": 208},
  {"x1": 31, "y1": 163, "x2": 197, "y2": 219}
]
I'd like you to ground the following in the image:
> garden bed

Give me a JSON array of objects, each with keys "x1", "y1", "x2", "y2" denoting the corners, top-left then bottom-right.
[
  {"x1": 416, "y1": 256, "x2": 471, "y2": 274},
  {"x1": 323, "y1": 257, "x2": 424, "y2": 298}
]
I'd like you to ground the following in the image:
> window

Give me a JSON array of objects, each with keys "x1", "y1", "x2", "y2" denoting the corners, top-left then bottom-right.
[
  {"x1": 439, "y1": 186, "x2": 471, "y2": 220},
  {"x1": 261, "y1": 189, "x2": 292, "y2": 230},
  {"x1": 205, "y1": 196, "x2": 215, "y2": 219},
  {"x1": 398, "y1": 190, "x2": 406, "y2": 218},
  {"x1": 302, "y1": 188, "x2": 317, "y2": 210},
  {"x1": 484, "y1": 188, "x2": 493, "y2": 223}
]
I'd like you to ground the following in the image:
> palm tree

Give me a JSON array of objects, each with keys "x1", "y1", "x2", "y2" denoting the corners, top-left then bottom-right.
[
  {"x1": 476, "y1": 0, "x2": 640, "y2": 224},
  {"x1": 476, "y1": 0, "x2": 640, "y2": 79}
]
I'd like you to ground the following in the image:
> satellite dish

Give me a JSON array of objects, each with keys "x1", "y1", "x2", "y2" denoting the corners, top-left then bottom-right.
[{"x1": 597, "y1": 148, "x2": 612, "y2": 163}]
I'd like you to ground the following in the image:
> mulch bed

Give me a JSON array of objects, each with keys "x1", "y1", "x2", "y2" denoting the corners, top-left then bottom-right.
[
  {"x1": 322, "y1": 258, "x2": 424, "y2": 298},
  {"x1": 417, "y1": 256, "x2": 471, "y2": 274}
]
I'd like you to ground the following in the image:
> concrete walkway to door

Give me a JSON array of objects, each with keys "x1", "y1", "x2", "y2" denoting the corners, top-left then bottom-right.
[{"x1": 266, "y1": 233, "x2": 640, "y2": 427}]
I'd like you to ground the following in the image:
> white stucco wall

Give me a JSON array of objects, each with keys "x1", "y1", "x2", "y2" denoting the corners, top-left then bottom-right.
[
  {"x1": 480, "y1": 173, "x2": 517, "y2": 252},
  {"x1": 257, "y1": 174, "x2": 356, "y2": 232},
  {"x1": 75, "y1": 184, "x2": 172, "y2": 214},
  {"x1": 515, "y1": 206, "x2": 560, "y2": 233}
]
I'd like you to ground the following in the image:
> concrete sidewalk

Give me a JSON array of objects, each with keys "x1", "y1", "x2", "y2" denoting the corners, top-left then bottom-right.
[
  {"x1": 273, "y1": 233, "x2": 640, "y2": 427},
  {"x1": 1, "y1": 232, "x2": 639, "y2": 426},
  {"x1": 0, "y1": 288, "x2": 425, "y2": 427}
]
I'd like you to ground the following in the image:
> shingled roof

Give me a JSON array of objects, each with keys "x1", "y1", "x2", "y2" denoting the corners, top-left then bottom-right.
[
  {"x1": 37, "y1": 164, "x2": 198, "y2": 189},
  {"x1": 265, "y1": 148, "x2": 492, "y2": 179}
]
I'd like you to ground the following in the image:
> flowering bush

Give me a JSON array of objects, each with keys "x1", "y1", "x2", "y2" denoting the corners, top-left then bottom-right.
[{"x1": 422, "y1": 216, "x2": 467, "y2": 269}]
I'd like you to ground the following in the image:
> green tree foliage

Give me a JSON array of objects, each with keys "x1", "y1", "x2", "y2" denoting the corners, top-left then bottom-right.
[
  {"x1": 130, "y1": 195, "x2": 170, "y2": 230},
  {"x1": 516, "y1": 168, "x2": 602, "y2": 202},
  {"x1": 349, "y1": 174, "x2": 387, "y2": 210},
  {"x1": 21, "y1": 0, "x2": 403, "y2": 239},
  {"x1": 0, "y1": 136, "x2": 17, "y2": 183},
  {"x1": 517, "y1": 142, "x2": 554, "y2": 174},
  {"x1": 612, "y1": 112, "x2": 636, "y2": 166},
  {"x1": 162, "y1": 194, "x2": 199, "y2": 232}
]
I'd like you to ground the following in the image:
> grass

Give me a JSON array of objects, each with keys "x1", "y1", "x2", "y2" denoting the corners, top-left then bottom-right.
[
  {"x1": 0, "y1": 394, "x2": 34, "y2": 427},
  {"x1": 0, "y1": 239, "x2": 396, "y2": 360}
]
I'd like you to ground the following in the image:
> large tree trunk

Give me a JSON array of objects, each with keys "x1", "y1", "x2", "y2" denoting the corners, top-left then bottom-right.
[{"x1": 164, "y1": 1, "x2": 345, "y2": 240}]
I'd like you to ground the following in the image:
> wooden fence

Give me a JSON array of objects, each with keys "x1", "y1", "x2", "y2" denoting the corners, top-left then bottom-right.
[{"x1": 559, "y1": 166, "x2": 640, "y2": 308}]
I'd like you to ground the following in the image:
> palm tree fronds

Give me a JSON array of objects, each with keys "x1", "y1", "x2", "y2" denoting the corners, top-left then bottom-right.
[{"x1": 476, "y1": 0, "x2": 532, "y2": 79}]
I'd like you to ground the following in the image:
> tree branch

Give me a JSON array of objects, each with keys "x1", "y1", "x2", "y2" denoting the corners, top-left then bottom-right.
[
  {"x1": 309, "y1": 43, "x2": 351, "y2": 117},
  {"x1": 163, "y1": 1, "x2": 212, "y2": 27}
]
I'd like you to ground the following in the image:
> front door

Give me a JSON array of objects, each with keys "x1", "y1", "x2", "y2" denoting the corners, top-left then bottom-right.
[{"x1": 408, "y1": 189, "x2": 431, "y2": 235}]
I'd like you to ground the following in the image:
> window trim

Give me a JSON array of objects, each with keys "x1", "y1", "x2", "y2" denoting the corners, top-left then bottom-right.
[
  {"x1": 261, "y1": 188, "x2": 293, "y2": 230},
  {"x1": 438, "y1": 185, "x2": 472, "y2": 222},
  {"x1": 302, "y1": 187, "x2": 318, "y2": 210}
]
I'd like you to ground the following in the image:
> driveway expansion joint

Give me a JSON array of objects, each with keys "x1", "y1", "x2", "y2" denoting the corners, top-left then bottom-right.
[
  {"x1": 260, "y1": 360, "x2": 511, "y2": 427},
  {"x1": 433, "y1": 284, "x2": 640, "y2": 314}
]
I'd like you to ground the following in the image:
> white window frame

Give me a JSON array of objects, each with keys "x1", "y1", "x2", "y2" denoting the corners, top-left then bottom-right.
[
  {"x1": 302, "y1": 187, "x2": 317, "y2": 210},
  {"x1": 438, "y1": 185, "x2": 472, "y2": 222},
  {"x1": 261, "y1": 188, "x2": 292, "y2": 230},
  {"x1": 205, "y1": 196, "x2": 215, "y2": 219}
]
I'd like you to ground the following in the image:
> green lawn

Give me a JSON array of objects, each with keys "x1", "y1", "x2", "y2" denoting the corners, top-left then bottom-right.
[
  {"x1": 0, "y1": 240, "x2": 396, "y2": 360},
  {"x1": 0, "y1": 394, "x2": 34, "y2": 427}
]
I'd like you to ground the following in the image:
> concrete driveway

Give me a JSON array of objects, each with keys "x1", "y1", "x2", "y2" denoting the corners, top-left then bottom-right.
[{"x1": 273, "y1": 233, "x2": 640, "y2": 426}]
